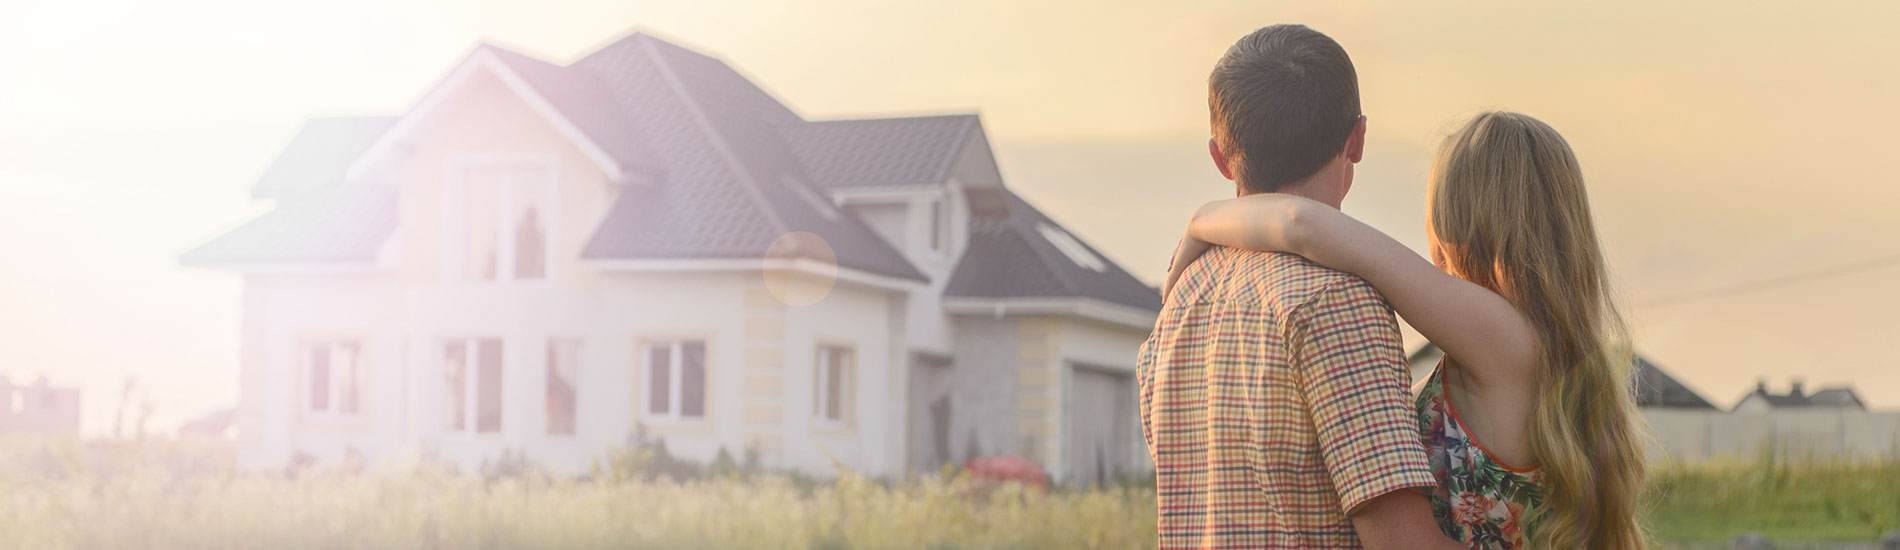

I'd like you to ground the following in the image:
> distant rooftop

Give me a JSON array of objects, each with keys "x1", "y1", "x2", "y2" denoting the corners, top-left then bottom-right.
[
  {"x1": 1740, "y1": 379, "x2": 1866, "y2": 410},
  {"x1": 1407, "y1": 342, "x2": 1718, "y2": 410}
]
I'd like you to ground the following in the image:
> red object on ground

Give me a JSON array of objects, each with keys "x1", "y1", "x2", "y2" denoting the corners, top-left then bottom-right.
[{"x1": 962, "y1": 455, "x2": 1049, "y2": 490}]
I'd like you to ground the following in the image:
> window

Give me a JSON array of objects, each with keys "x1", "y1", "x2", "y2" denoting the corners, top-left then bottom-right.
[
  {"x1": 546, "y1": 339, "x2": 580, "y2": 435},
  {"x1": 814, "y1": 345, "x2": 854, "y2": 426},
  {"x1": 303, "y1": 341, "x2": 361, "y2": 417},
  {"x1": 1035, "y1": 222, "x2": 1107, "y2": 272},
  {"x1": 643, "y1": 340, "x2": 706, "y2": 420},
  {"x1": 443, "y1": 338, "x2": 503, "y2": 434},
  {"x1": 455, "y1": 163, "x2": 551, "y2": 282}
]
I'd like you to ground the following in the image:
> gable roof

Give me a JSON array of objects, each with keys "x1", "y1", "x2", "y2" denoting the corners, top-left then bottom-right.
[
  {"x1": 1807, "y1": 388, "x2": 1867, "y2": 409},
  {"x1": 1739, "y1": 383, "x2": 1867, "y2": 410},
  {"x1": 566, "y1": 33, "x2": 923, "y2": 281},
  {"x1": 185, "y1": 31, "x2": 1162, "y2": 300},
  {"x1": 1633, "y1": 356, "x2": 1719, "y2": 410},
  {"x1": 1407, "y1": 343, "x2": 1718, "y2": 410},
  {"x1": 344, "y1": 45, "x2": 662, "y2": 185},
  {"x1": 780, "y1": 114, "x2": 980, "y2": 189},
  {"x1": 251, "y1": 117, "x2": 395, "y2": 199},
  {"x1": 479, "y1": 45, "x2": 664, "y2": 179},
  {"x1": 944, "y1": 189, "x2": 1162, "y2": 313},
  {"x1": 187, "y1": 32, "x2": 925, "y2": 282}
]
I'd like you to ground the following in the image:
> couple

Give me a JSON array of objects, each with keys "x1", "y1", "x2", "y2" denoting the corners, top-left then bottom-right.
[{"x1": 1136, "y1": 24, "x2": 1647, "y2": 549}]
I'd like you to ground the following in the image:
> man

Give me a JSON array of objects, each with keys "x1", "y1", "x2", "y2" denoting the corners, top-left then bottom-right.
[{"x1": 1136, "y1": 24, "x2": 1462, "y2": 549}]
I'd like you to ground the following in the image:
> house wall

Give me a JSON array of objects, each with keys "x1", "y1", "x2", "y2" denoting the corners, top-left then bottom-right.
[
  {"x1": 1056, "y1": 317, "x2": 1152, "y2": 481},
  {"x1": 777, "y1": 274, "x2": 909, "y2": 475},
  {"x1": 947, "y1": 315, "x2": 1021, "y2": 463},
  {"x1": 235, "y1": 267, "x2": 913, "y2": 477},
  {"x1": 1730, "y1": 394, "x2": 1770, "y2": 414},
  {"x1": 942, "y1": 313, "x2": 1153, "y2": 483},
  {"x1": 389, "y1": 65, "x2": 617, "y2": 290},
  {"x1": 235, "y1": 274, "x2": 407, "y2": 469},
  {"x1": 848, "y1": 203, "x2": 908, "y2": 254}
]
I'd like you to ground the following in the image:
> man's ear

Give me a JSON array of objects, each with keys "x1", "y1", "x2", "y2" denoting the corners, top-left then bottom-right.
[
  {"x1": 1208, "y1": 138, "x2": 1234, "y2": 181},
  {"x1": 1345, "y1": 115, "x2": 1368, "y2": 163}
]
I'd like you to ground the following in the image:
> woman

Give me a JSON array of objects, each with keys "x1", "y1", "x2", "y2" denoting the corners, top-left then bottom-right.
[{"x1": 1164, "y1": 112, "x2": 1648, "y2": 549}]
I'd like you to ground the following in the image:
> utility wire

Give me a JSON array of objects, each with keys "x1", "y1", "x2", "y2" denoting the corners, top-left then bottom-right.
[{"x1": 1634, "y1": 251, "x2": 1900, "y2": 309}]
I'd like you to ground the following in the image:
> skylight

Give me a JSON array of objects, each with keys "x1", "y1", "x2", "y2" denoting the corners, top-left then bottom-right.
[{"x1": 1036, "y1": 223, "x2": 1107, "y2": 272}]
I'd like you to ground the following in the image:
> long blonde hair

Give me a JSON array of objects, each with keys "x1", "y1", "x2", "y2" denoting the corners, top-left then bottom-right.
[{"x1": 1428, "y1": 112, "x2": 1648, "y2": 549}]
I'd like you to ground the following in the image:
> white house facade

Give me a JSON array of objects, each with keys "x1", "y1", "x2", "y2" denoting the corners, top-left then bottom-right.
[{"x1": 181, "y1": 31, "x2": 1161, "y2": 483}]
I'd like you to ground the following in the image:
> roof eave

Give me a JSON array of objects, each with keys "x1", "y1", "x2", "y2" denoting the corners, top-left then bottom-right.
[
  {"x1": 582, "y1": 257, "x2": 927, "y2": 292},
  {"x1": 941, "y1": 296, "x2": 1158, "y2": 331}
]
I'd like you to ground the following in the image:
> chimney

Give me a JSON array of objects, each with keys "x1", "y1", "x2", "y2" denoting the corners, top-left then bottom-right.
[
  {"x1": 1789, "y1": 378, "x2": 1805, "y2": 398},
  {"x1": 1755, "y1": 378, "x2": 1768, "y2": 395}
]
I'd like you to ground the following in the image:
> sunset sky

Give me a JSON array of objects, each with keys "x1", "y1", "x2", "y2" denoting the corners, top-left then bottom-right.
[{"x1": 1, "y1": 0, "x2": 1895, "y2": 433}]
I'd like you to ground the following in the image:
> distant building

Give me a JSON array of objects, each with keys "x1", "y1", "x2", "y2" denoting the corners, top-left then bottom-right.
[
  {"x1": 180, "y1": 30, "x2": 1159, "y2": 483},
  {"x1": 1410, "y1": 343, "x2": 1900, "y2": 460},
  {"x1": 1633, "y1": 357, "x2": 1720, "y2": 410},
  {"x1": 1404, "y1": 342, "x2": 1717, "y2": 410},
  {"x1": 1731, "y1": 379, "x2": 1867, "y2": 413},
  {"x1": 0, "y1": 375, "x2": 81, "y2": 436}
]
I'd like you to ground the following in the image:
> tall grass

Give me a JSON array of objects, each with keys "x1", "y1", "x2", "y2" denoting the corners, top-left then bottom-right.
[
  {"x1": 0, "y1": 438, "x2": 1893, "y2": 548},
  {"x1": 1646, "y1": 457, "x2": 1900, "y2": 542},
  {"x1": 0, "y1": 439, "x2": 1156, "y2": 549}
]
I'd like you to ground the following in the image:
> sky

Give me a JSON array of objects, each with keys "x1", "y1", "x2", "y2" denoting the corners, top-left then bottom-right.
[{"x1": 0, "y1": 0, "x2": 1896, "y2": 434}]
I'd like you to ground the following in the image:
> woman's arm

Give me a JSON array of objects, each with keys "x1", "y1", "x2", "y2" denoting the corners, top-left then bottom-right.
[
  {"x1": 1178, "y1": 194, "x2": 1540, "y2": 386},
  {"x1": 1161, "y1": 194, "x2": 1307, "y2": 296}
]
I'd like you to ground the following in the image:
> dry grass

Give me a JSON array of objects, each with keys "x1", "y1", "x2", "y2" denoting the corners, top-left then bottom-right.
[{"x1": 0, "y1": 439, "x2": 1894, "y2": 548}]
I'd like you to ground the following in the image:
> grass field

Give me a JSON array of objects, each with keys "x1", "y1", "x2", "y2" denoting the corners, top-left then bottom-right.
[{"x1": 0, "y1": 440, "x2": 1893, "y2": 548}]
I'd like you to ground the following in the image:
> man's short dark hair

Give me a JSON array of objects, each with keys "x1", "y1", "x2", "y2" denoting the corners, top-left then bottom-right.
[{"x1": 1209, "y1": 24, "x2": 1361, "y2": 193}]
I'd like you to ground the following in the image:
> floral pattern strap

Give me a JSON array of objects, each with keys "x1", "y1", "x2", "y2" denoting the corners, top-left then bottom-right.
[{"x1": 1416, "y1": 364, "x2": 1547, "y2": 549}]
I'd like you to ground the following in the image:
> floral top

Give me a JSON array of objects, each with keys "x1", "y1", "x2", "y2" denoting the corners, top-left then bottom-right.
[{"x1": 1416, "y1": 362, "x2": 1546, "y2": 549}]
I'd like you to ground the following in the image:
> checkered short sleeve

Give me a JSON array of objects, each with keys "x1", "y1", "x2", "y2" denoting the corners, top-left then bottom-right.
[{"x1": 1289, "y1": 278, "x2": 1437, "y2": 514}]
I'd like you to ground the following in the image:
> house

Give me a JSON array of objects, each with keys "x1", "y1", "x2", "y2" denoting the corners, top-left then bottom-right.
[
  {"x1": 1404, "y1": 342, "x2": 1718, "y2": 410},
  {"x1": 0, "y1": 375, "x2": 81, "y2": 436},
  {"x1": 180, "y1": 30, "x2": 1161, "y2": 483},
  {"x1": 1731, "y1": 379, "x2": 1867, "y2": 413}
]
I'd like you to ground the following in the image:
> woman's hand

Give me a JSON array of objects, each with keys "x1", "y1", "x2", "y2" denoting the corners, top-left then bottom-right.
[
  {"x1": 1161, "y1": 194, "x2": 1319, "y2": 297},
  {"x1": 1162, "y1": 232, "x2": 1214, "y2": 297},
  {"x1": 1187, "y1": 194, "x2": 1321, "y2": 256}
]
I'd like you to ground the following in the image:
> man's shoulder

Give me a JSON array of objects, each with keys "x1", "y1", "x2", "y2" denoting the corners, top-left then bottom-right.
[{"x1": 1168, "y1": 246, "x2": 1379, "y2": 310}]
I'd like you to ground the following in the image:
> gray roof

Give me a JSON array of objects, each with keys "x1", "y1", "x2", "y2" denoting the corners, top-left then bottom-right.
[
  {"x1": 189, "y1": 33, "x2": 924, "y2": 281},
  {"x1": 780, "y1": 115, "x2": 980, "y2": 189},
  {"x1": 181, "y1": 185, "x2": 396, "y2": 265},
  {"x1": 1408, "y1": 343, "x2": 1717, "y2": 410},
  {"x1": 943, "y1": 189, "x2": 1162, "y2": 312},
  {"x1": 482, "y1": 45, "x2": 663, "y2": 178},
  {"x1": 187, "y1": 32, "x2": 1160, "y2": 307},
  {"x1": 1807, "y1": 388, "x2": 1867, "y2": 409},
  {"x1": 251, "y1": 117, "x2": 395, "y2": 199},
  {"x1": 1633, "y1": 357, "x2": 1718, "y2": 410},
  {"x1": 565, "y1": 34, "x2": 923, "y2": 281},
  {"x1": 1740, "y1": 383, "x2": 1866, "y2": 410}
]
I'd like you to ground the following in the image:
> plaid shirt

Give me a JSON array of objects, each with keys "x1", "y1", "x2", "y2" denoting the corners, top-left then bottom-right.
[{"x1": 1138, "y1": 247, "x2": 1436, "y2": 549}]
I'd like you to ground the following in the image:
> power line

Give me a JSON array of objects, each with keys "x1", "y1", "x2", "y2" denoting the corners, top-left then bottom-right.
[{"x1": 1634, "y1": 251, "x2": 1900, "y2": 309}]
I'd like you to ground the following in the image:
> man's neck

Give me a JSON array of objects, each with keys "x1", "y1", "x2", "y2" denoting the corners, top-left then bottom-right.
[{"x1": 1239, "y1": 166, "x2": 1344, "y2": 209}]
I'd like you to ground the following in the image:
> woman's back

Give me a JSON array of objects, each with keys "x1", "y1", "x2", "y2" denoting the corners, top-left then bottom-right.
[{"x1": 1416, "y1": 361, "x2": 1545, "y2": 549}]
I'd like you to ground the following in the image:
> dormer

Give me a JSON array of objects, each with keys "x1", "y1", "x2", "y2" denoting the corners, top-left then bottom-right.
[
  {"x1": 781, "y1": 114, "x2": 1002, "y2": 280},
  {"x1": 333, "y1": 45, "x2": 668, "y2": 286}
]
